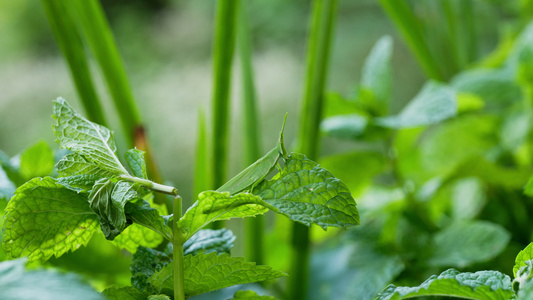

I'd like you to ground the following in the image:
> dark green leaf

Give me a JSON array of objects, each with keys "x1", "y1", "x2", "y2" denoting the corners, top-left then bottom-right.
[
  {"x1": 130, "y1": 246, "x2": 171, "y2": 293},
  {"x1": 375, "y1": 81, "x2": 457, "y2": 129},
  {"x1": 3, "y1": 177, "x2": 99, "y2": 262},
  {"x1": 0, "y1": 258, "x2": 105, "y2": 300},
  {"x1": 183, "y1": 228, "x2": 236, "y2": 256},
  {"x1": 228, "y1": 290, "x2": 277, "y2": 300},
  {"x1": 254, "y1": 153, "x2": 359, "y2": 229},
  {"x1": 19, "y1": 140, "x2": 54, "y2": 179},
  {"x1": 125, "y1": 148, "x2": 148, "y2": 179},
  {"x1": 148, "y1": 252, "x2": 287, "y2": 297},
  {"x1": 375, "y1": 269, "x2": 514, "y2": 300},
  {"x1": 52, "y1": 98, "x2": 128, "y2": 176},
  {"x1": 102, "y1": 286, "x2": 149, "y2": 300},
  {"x1": 428, "y1": 221, "x2": 510, "y2": 268}
]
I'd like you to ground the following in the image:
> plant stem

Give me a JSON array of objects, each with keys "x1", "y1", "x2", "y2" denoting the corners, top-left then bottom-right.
[
  {"x1": 194, "y1": 110, "x2": 210, "y2": 200},
  {"x1": 238, "y1": 0, "x2": 264, "y2": 265},
  {"x1": 289, "y1": 0, "x2": 338, "y2": 299},
  {"x1": 173, "y1": 195, "x2": 185, "y2": 300},
  {"x1": 462, "y1": 0, "x2": 477, "y2": 63},
  {"x1": 118, "y1": 175, "x2": 178, "y2": 196},
  {"x1": 41, "y1": 0, "x2": 107, "y2": 126},
  {"x1": 378, "y1": 0, "x2": 444, "y2": 81},
  {"x1": 210, "y1": 0, "x2": 240, "y2": 228}
]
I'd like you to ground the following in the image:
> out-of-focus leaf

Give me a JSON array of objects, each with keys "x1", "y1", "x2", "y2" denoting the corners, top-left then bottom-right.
[
  {"x1": 518, "y1": 278, "x2": 533, "y2": 300},
  {"x1": 320, "y1": 114, "x2": 368, "y2": 139},
  {"x1": 0, "y1": 150, "x2": 24, "y2": 186},
  {"x1": 0, "y1": 258, "x2": 105, "y2": 300},
  {"x1": 500, "y1": 105, "x2": 533, "y2": 152},
  {"x1": 254, "y1": 153, "x2": 359, "y2": 229},
  {"x1": 456, "y1": 93, "x2": 484, "y2": 113},
  {"x1": 318, "y1": 151, "x2": 385, "y2": 196},
  {"x1": 125, "y1": 148, "x2": 148, "y2": 179},
  {"x1": 375, "y1": 81, "x2": 457, "y2": 129},
  {"x1": 148, "y1": 253, "x2": 287, "y2": 297},
  {"x1": 183, "y1": 228, "x2": 236, "y2": 256},
  {"x1": 454, "y1": 158, "x2": 531, "y2": 190},
  {"x1": 428, "y1": 221, "x2": 510, "y2": 268},
  {"x1": 3, "y1": 177, "x2": 99, "y2": 262},
  {"x1": 375, "y1": 269, "x2": 514, "y2": 300},
  {"x1": 102, "y1": 286, "x2": 149, "y2": 300},
  {"x1": 323, "y1": 93, "x2": 362, "y2": 118},
  {"x1": 450, "y1": 177, "x2": 486, "y2": 221},
  {"x1": 0, "y1": 166, "x2": 16, "y2": 201},
  {"x1": 360, "y1": 36, "x2": 393, "y2": 108},
  {"x1": 19, "y1": 140, "x2": 54, "y2": 180},
  {"x1": 227, "y1": 290, "x2": 276, "y2": 300},
  {"x1": 506, "y1": 21, "x2": 533, "y2": 70}
]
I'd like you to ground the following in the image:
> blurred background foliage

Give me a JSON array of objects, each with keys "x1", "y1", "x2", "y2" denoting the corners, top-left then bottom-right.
[{"x1": 2, "y1": 0, "x2": 533, "y2": 299}]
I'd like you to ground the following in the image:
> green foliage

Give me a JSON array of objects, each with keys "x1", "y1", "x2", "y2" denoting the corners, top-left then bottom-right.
[
  {"x1": 148, "y1": 252, "x2": 287, "y2": 297},
  {"x1": 375, "y1": 269, "x2": 514, "y2": 300},
  {"x1": 3, "y1": 177, "x2": 99, "y2": 262},
  {"x1": 102, "y1": 286, "x2": 149, "y2": 300},
  {"x1": 515, "y1": 243, "x2": 533, "y2": 277},
  {"x1": 125, "y1": 149, "x2": 148, "y2": 180},
  {"x1": 0, "y1": 258, "x2": 105, "y2": 300},
  {"x1": 183, "y1": 228, "x2": 236, "y2": 256},
  {"x1": 19, "y1": 140, "x2": 54, "y2": 180},
  {"x1": 228, "y1": 290, "x2": 277, "y2": 300}
]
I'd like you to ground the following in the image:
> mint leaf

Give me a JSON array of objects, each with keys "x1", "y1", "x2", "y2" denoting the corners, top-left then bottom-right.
[
  {"x1": 0, "y1": 166, "x2": 16, "y2": 201},
  {"x1": 183, "y1": 228, "x2": 236, "y2": 256},
  {"x1": 19, "y1": 140, "x2": 54, "y2": 179},
  {"x1": 0, "y1": 258, "x2": 105, "y2": 300},
  {"x1": 57, "y1": 174, "x2": 103, "y2": 193},
  {"x1": 0, "y1": 150, "x2": 24, "y2": 186},
  {"x1": 131, "y1": 246, "x2": 171, "y2": 293},
  {"x1": 102, "y1": 286, "x2": 149, "y2": 300},
  {"x1": 360, "y1": 35, "x2": 393, "y2": 107},
  {"x1": 148, "y1": 252, "x2": 287, "y2": 297},
  {"x1": 125, "y1": 148, "x2": 148, "y2": 179},
  {"x1": 375, "y1": 81, "x2": 457, "y2": 129},
  {"x1": 320, "y1": 114, "x2": 368, "y2": 139},
  {"x1": 228, "y1": 290, "x2": 277, "y2": 299},
  {"x1": 518, "y1": 279, "x2": 533, "y2": 300},
  {"x1": 89, "y1": 179, "x2": 138, "y2": 240},
  {"x1": 56, "y1": 153, "x2": 116, "y2": 177},
  {"x1": 254, "y1": 153, "x2": 359, "y2": 229},
  {"x1": 113, "y1": 223, "x2": 163, "y2": 254},
  {"x1": 3, "y1": 177, "x2": 99, "y2": 262},
  {"x1": 428, "y1": 221, "x2": 510, "y2": 268},
  {"x1": 515, "y1": 243, "x2": 533, "y2": 278},
  {"x1": 179, "y1": 191, "x2": 268, "y2": 240},
  {"x1": 149, "y1": 295, "x2": 171, "y2": 300},
  {"x1": 375, "y1": 269, "x2": 514, "y2": 300},
  {"x1": 52, "y1": 98, "x2": 128, "y2": 176}
]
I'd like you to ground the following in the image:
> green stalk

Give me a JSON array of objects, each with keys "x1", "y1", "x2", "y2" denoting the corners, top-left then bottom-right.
[
  {"x1": 194, "y1": 110, "x2": 210, "y2": 200},
  {"x1": 378, "y1": 0, "x2": 444, "y2": 81},
  {"x1": 173, "y1": 195, "x2": 185, "y2": 300},
  {"x1": 237, "y1": 0, "x2": 264, "y2": 265},
  {"x1": 210, "y1": 0, "x2": 240, "y2": 228},
  {"x1": 41, "y1": 0, "x2": 107, "y2": 126},
  {"x1": 289, "y1": 0, "x2": 338, "y2": 299},
  {"x1": 461, "y1": 0, "x2": 477, "y2": 63},
  {"x1": 441, "y1": 0, "x2": 462, "y2": 73}
]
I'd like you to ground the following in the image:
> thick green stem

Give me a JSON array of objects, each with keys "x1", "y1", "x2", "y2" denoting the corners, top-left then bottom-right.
[
  {"x1": 173, "y1": 195, "x2": 185, "y2": 300},
  {"x1": 238, "y1": 0, "x2": 264, "y2": 265},
  {"x1": 210, "y1": 0, "x2": 240, "y2": 229},
  {"x1": 378, "y1": 0, "x2": 444, "y2": 81},
  {"x1": 289, "y1": 0, "x2": 338, "y2": 299},
  {"x1": 118, "y1": 175, "x2": 178, "y2": 196},
  {"x1": 41, "y1": 0, "x2": 107, "y2": 126}
]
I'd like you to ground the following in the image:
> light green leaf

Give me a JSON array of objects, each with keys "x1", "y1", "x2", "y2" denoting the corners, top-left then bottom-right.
[
  {"x1": 514, "y1": 243, "x2": 533, "y2": 277},
  {"x1": 320, "y1": 114, "x2": 368, "y2": 139},
  {"x1": 0, "y1": 150, "x2": 24, "y2": 186},
  {"x1": 126, "y1": 199, "x2": 173, "y2": 242},
  {"x1": 518, "y1": 278, "x2": 533, "y2": 300},
  {"x1": 57, "y1": 174, "x2": 103, "y2": 193},
  {"x1": 375, "y1": 81, "x2": 457, "y2": 129},
  {"x1": 254, "y1": 153, "x2": 359, "y2": 229},
  {"x1": 3, "y1": 177, "x2": 99, "y2": 262},
  {"x1": 183, "y1": 228, "x2": 236, "y2": 256},
  {"x1": 375, "y1": 269, "x2": 514, "y2": 300},
  {"x1": 130, "y1": 246, "x2": 171, "y2": 293},
  {"x1": 0, "y1": 258, "x2": 105, "y2": 300},
  {"x1": 52, "y1": 98, "x2": 128, "y2": 176},
  {"x1": 361, "y1": 35, "x2": 393, "y2": 105},
  {"x1": 179, "y1": 191, "x2": 269, "y2": 240},
  {"x1": 0, "y1": 166, "x2": 16, "y2": 201},
  {"x1": 89, "y1": 179, "x2": 138, "y2": 240},
  {"x1": 228, "y1": 290, "x2": 277, "y2": 300},
  {"x1": 56, "y1": 153, "x2": 116, "y2": 177},
  {"x1": 450, "y1": 178, "x2": 486, "y2": 221},
  {"x1": 148, "y1": 295, "x2": 171, "y2": 300},
  {"x1": 428, "y1": 221, "x2": 510, "y2": 268},
  {"x1": 102, "y1": 286, "x2": 149, "y2": 300},
  {"x1": 125, "y1": 148, "x2": 148, "y2": 179},
  {"x1": 19, "y1": 140, "x2": 54, "y2": 179},
  {"x1": 148, "y1": 252, "x2": 287, "y2": 297}
]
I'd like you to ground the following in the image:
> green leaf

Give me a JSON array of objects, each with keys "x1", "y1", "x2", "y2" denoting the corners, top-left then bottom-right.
[
  {"x1": 52, "y1": 98, "x2": 128, "y2": 176},
  {"x1": 102, "y1": 286, "x2": 149, "y2": 300},
  {"x1": 228, "y1": 290, "x2": 277, "y2": 300},
  {"x1": 0, "y1": 258, "x2": 105, "y2": 300},
  {"x1": 57, "y1": 174, "x2": 104, "y2": 193},
  {"x1": 515, "y1": 243, "x2": 533, "y2": 278},
  {"x1": 0, "y1": 150, "x2": 24, "y2": 186},
  {"x1": 56, "y1": 153, "x2": 116, "y2": 177},
  {"x1": 320, "y1": 114, "x2": 368, "y2": 139},
  {"x1": 427, "y1": 221, "x2": 510, "y2": 268},
  {"x1": 375, "y1": 81, "x2": 457, "y2": 129},
  {"x1": 125, "y1": 148, "x2": 148, "y2": 179},
  {"x1": 3, "y1": 177, "x2": 99, "y2": 262},
  {"x1": 179, "y1": 191, "x2": 269, "y2": 240},
  {"x1": 130, "y1": 246, "x2": 171, "y2": 293},
  {"x1": 183, "y1": 228, "x2": 236, "y2": 256},
  {"x1": 518, "y1": 278, "x2": 533, "y2": 300},
  {"x1": 148, "y1": 295, "x2": 171, "y2": 300},
  {"x1": 0, "y1": 166, "x2": 16, "y2": 201},
  {"x1": 360, "y1": 35, "x2": 393, "y2": 107},
  {"x1": 254, "y1": 153, "x2": 359, "y2": 229},
  {"x1": 19, "y1": 140, "x2": 54, "y2": 179},
  {"x1": 375, "y1": 269, "x2": 514, "y2": 300},
  {"x1": 148, "y1": 252, "x2": 287, "y2": 297},
  {"x1": 89, "y1": 179, "x2": 138, "y2": 240}
]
